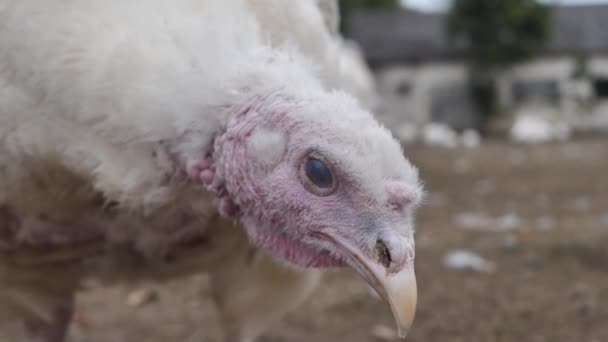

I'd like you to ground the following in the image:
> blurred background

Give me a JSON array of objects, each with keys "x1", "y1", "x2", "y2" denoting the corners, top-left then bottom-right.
[
  {"x1": 8, "y1": 1, "x2": 604, "y2": 341},
  {"x1": 336, "y1": 0, "x2": 608, "y2": 341}
]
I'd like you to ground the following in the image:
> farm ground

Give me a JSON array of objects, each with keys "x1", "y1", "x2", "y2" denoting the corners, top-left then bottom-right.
[{"x1": 4, "y1": 139, "x2": 608, "y2": 342}]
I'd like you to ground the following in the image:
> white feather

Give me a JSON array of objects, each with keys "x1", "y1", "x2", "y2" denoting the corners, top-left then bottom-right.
[{"x1": 0, "y1": 2, "x2": 410, "y2": 340}]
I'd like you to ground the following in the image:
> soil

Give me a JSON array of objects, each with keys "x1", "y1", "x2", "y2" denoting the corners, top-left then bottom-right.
[{"x1": 3, "y1": 139, "x2": 608, "y2": 342}]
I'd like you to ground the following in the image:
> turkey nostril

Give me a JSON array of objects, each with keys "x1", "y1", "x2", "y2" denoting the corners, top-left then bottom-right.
[{"x1": 375, "y1": 239, "x2": 392, "y2": 268}]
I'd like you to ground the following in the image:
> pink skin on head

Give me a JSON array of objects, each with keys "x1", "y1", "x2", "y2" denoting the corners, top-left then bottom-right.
[
  {"x1": 184, "y1": 91, "x2": 422, "y2": 336},
  {"x1": 188, "y1": 92, "x2": 421, "y2": 269}
]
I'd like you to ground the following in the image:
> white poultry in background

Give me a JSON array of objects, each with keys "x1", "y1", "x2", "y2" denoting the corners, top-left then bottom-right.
[
  {"x1": 510, "y1": 105, "x2": 572, "y2": 144},
  {"x1": 0, "y1": 1, "x2": 421, "y2": 342}
]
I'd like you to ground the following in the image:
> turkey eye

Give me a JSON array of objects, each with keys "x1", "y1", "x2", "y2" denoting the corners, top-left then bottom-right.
[{"x1": 305, "y1": 158, "x2": 334, "y2": 189}]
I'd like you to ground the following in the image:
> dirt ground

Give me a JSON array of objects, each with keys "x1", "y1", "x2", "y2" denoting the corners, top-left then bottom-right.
[{"x1": 4, "y1": 139, "x2": 608, "y2": 342}]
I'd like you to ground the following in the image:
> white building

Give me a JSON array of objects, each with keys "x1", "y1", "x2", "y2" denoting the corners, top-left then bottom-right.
[{"x1": 346, "y1": 4, "x2": 608, "y2": 136}]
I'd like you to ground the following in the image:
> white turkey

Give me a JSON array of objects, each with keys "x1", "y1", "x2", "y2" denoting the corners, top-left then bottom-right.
[{"x1": 0, "y1": 1, "x2": 422, "y2": 341}]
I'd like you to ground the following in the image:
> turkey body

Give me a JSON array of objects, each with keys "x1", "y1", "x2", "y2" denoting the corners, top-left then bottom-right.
[
  {"x1": 0, "y1": 0, "x2": 329, "y2": 258},
  {"x1": 0, "y1": 1, "x2": 419, "y2": 341},
  {"x1": 0, "y1": 1, "x2": 327, "y2": 340}
]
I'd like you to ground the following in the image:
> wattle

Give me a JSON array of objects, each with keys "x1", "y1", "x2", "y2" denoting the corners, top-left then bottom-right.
[{"x1": 248, "y1": 228, "x2": 347, "y2": 268}]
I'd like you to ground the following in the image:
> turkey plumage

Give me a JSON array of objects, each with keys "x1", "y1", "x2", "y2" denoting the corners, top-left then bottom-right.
[{"x1": 0, "y1": 1, "x2": 421, "y2": 341}]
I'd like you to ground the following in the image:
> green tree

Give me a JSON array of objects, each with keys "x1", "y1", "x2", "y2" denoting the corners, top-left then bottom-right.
[{"x1": 446, "y1": 0, "x2": 552, "y2": 130}]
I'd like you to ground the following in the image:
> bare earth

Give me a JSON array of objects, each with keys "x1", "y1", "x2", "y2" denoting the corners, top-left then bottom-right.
[{"x1": 3, "y1": 139, "x2": 608, "y2": 342}]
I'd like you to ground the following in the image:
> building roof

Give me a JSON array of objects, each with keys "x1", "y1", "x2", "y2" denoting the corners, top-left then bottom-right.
[
  {"x1": 345, "y1": 4, "x2": 608, "y2": 65},
  {"x1": 549, "y1": 5, "x2": 608, "y2": 54}
]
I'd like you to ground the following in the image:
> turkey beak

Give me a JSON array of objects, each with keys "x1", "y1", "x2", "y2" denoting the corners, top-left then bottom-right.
[
  {"x1": 364, "y1": 254, "x2": 417, "y2": 339},
  {"x1": 317, "y1": 232, "x2": 417, "y2": 338}
]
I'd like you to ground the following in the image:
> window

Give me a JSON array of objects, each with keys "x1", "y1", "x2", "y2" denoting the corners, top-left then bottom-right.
[
  {"x1": 511, "y1": 80, "x2": 560, "y2": 106},
  {"x1": 395, "y1": 81, "x2": 412, "y2": 96},
  {"x1": 430, "y1": 82, "x2": 479, "y2": 130},
  {"x1": 593, "y1": 78, "x2": 608, "y2": 99}
]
